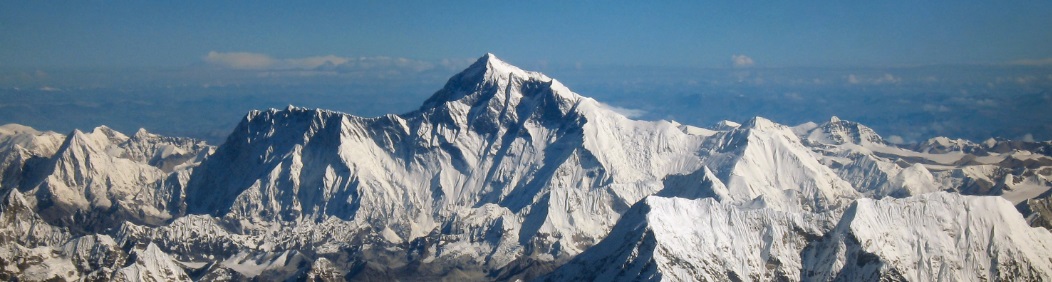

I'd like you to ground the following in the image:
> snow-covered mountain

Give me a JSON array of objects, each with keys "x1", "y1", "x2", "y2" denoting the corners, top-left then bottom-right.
[
  {"x1": 22, "y1": 125, "x2": 209, "y2": 230},
  {"x1": 1, "y1": 53, "x2": 1051, "y2": 281},
  {"x1": 803, "y1": 192, "x2": 1052, "y2": 281},
  {"x1": 543, "y1": 196, "x2": 835, "y2": 281},
  {"x1": 546, "y1": 193, "x2": 1052, "y2": 281},
  {"x1": 178, "y1": 53, "x2": 714, "y2": 279}
]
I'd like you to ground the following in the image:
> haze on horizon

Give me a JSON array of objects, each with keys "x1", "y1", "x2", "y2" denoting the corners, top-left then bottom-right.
[{"x1": 1, "y1": 1, "x2": 1051, "y2": 143}]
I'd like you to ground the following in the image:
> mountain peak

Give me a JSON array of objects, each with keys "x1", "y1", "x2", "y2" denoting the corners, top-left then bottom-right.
[
  {"x1": 806, "y1": 116, "x2": 885, "y2": 146},
  {"x1": 417, "y1": 53, "x2": 579, "y2": 114},
  {"x1": 742, "y1": 116, "x2": 780, "y2": 131},
  {"x1": 459, "y1": 53, "x2": 541, "y2": 83}
]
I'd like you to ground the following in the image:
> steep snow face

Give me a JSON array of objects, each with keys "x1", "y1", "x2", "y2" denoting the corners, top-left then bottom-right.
[
  {"x1": 657, "y1": 166, "x2": 730, "y2": 201},
  {"x1": 15, "y1": 126, "x2": 210, "y2": 230},
  {"x1": 33, "y1": 127, "x2": 167, "y2": 222},
  {"x1": 1, "y1": 190, "x2": 123, "y2": 281},
  {"x1": 0, "y1": 124, "x2": 65, "y2": 189},
  {"x1": 550, "y1": 193, "x2": 1052, "y2": 282},
  {"x1": 804, "y1": 192, "x2": 1052, "y2": 281},
  {"x1": 805, "y1": 116, "x2": 885, "y2": 146},
  {"x1": 0, "y1": 189, "x2": 70, "y2": 247},
  {"x1": 183, "y1": 53, "x2": 710, "y2": 270},
  {"x1": 917, "y1": 136, "x2": 985, "y2": 154},
  {"x1": 61, "y1": 235, "x2": 127, "y2": 280},
  {"x1": 120, "y1": 128, "x2": 211, "y2": 172},
  {"x1": 794, "y1": 116, "x2": 1052, "y2": 211},
  {"x1": 0, "y1": 124, "x2": 65, "y2": 156},
  {"x1": 544, "y1": 196, "x2": 835, "y2": 281},
  {"x1": 796, "y1": 117, "x2": 943, "y2": 198},
  {"x1": 702, "y1": 117, "x2": 859, "y2": 212},
  {"x1": 113, "y1": 243, "x2": 192, "y2": 282}
]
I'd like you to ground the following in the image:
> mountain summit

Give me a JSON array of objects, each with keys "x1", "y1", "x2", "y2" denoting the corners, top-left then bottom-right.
[
  {"x1": 420, "y1": 53, "x2": 564, "y2": 109},
  {"x1": 179, "y1": 53, "x2": 715, "y2": 278}
]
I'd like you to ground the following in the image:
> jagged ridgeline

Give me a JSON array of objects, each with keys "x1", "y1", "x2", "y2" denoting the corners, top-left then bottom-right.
[{"x1": 2, "y1": 54, "x2": 1052, "y2": 281}]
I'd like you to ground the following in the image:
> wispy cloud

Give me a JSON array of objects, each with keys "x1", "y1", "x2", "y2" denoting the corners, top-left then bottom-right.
[
  {"x1": 886, "y1": 135, "x2": 906, "y2": 144},
  {"x1": 288, "y1": 55, "x2": 350, "y2": 69},
  {"x1": 1020, "y1": 133, "x2": 1035, "y2": 142},
  {"x1": 203, "y1": 51, "x2": 465, "y2": 73},
  {"x1": 599, "y1": 103, "x2": 647, "y2": 118},
  {"x1": 732, "y1": 54, "x2": 755, "y2": 68},
  {"x1": 204, "y1": 51, "x2": 275, "y2": 70},
  {"x1": 846, "y1": 73, "x2": 900, "y2": 85},
  {"x1": 1007, "y1": 58, "x2": 1052, "y2": 66},
  {"x1": 847, "y1": 74, "x2": 861, "y2": 84}
]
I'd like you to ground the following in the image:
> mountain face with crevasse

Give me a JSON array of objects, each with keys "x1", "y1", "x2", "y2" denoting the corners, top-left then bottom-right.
[{"x1": 2, "y1": 54, "x2": 1052, "y2": 281}]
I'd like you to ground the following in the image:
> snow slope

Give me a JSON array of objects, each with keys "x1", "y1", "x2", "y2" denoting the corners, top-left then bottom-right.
[
  {"x1": 181, "y1": 54, "x2": 712, "y2": 277},
  {"x1": 544, "y1": 196, "x2": 834, "y2": 281},
  {"x1": 701, "y1": 117, "x2": 859, "y2": 212},
  {"x1": 24, "y1": 126, "x2": 209, "y2": 229},
  {"x1": 804, "y1": 192, "x2": 1052, "y2": 281},
  {"x1": 548, "y1": 193, "x2": 1052, "y2": 281}
]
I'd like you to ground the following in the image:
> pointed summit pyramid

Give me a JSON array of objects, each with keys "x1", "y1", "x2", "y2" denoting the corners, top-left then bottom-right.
[
  {"x1": 413, "y1": 53, "x2": 586, "y2": 137},
  {"x1": 418, "y1": 53, "x2": 580, "y2": 118},
  {"x1": 803, "y1": 116, "x2": 885, "y2": 146},
  {"x1": 420, "y1": 53, "x2": 536, "y2": 108},
  {"x1": 704, "y1": 116, "x2": 859, "y2": 212}
]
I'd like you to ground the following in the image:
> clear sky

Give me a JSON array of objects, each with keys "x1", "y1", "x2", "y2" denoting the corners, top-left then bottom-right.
[
  {"x1": 3, "y1": 1, "x2": 1052, "y2": 69},
  {"x1": 1, "y1": 1, "x2": 1051, "y2": 144}
]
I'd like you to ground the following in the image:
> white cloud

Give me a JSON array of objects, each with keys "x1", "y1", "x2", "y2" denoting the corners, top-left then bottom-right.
[
  {"x1": 336, "y1": 56, "x2": 437, "y2": 72},
  {"x1": 922, "y1": 104, "x2": 950, "y2": 112},
  {"x1": 288, "y1": 55, "x2": 349, "y2": 69},
  {"x1": 847, "y1": 74, "x2": 860, "y2": 84},
  {"x1": 38, "y1": 86, "x2": 61, "y2": 92},
  {"x1": 732, "y1": 54, "x2": 754, "y2": 68},
  {"x1": 1008, "y1": 58, "x2": 1052, "y2": 66},
  {"x1": 876, "y1": 73, "x2": 900, "y2": 84},
  {"x1": 886, "y1": 135, "x2": 906, "y2": 144},
  {"x1": 1020, "y1": 133, "x2": 1035, "y2": 142},
  {"x1": 847, "y1": 73, "x2": 899, "y2": 85},
  {"x1": 203, "y1": 51, "x2": 456, "y2": 73},
  {"x1": 599, "y1": 103, "x2": 647, "y2": 118},
  {"x1": 204, "y1": 51, "x2": 275, "y2": 70}
]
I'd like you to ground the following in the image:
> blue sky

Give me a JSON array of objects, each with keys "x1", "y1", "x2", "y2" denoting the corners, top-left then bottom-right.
[
  {"x1": 3, "y1": 1, "x2": 1052, "y2": 69},
  {"x1": 1, "y1": 1, "x2": 1051, "y2": 143}
]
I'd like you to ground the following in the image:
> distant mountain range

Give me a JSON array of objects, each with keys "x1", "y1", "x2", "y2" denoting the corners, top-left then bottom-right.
[{"x1": 2, "y1": 54, "x2": 1051, "y2": 281}]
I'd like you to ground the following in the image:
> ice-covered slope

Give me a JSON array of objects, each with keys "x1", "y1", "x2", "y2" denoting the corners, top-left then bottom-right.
[
  {"x1": 0, "y1": 124, "x2": 65, "y2": 190},
  {"x1": 0, "y1": 124, "x2": 65, "y2": 156},
  {"x1": 61, "y1": 235, "x2": 128, "y2": 280},
  {"x1": 803, "y1": 116, "x2": 885, "y2": 146},
  {"x1": 548, "y1": 192, "x2": 1052, "y2": 281},
  {"x1": 113, "y1": 243, "x2": 192, "y2": 282},
  {"x1": 544, "y1": 196, "x2": 835, "y2": 281},
  {"x1": 796, "y1": 117, "x2": 942, "y2": 198},
  {"x1": 795, "y1": 116, "x2": 1052, "y2": 227},
  {"x1": 182, "y1": 54, "x2": 710, "y2": 276},
  {"x1": 0, "y1": 189, "x2": 124, "y2": 281},
  {"x1": 24, "y1": 126, "x2": 209, "y2": 229},
  {"x1": 701, "y1": 117, "x2": 859, "y2": 212},
  {"x1": 804, "y1": 192, "x2": 1052, "y2": 281},
  {"x1": 0, "y1": 189, "x2": 69, "y2": 247}
]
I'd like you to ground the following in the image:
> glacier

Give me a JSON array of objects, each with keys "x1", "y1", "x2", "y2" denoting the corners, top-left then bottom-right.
[{"x1": 1, "y1": 53, "x2": 1051, "y2": 281}]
